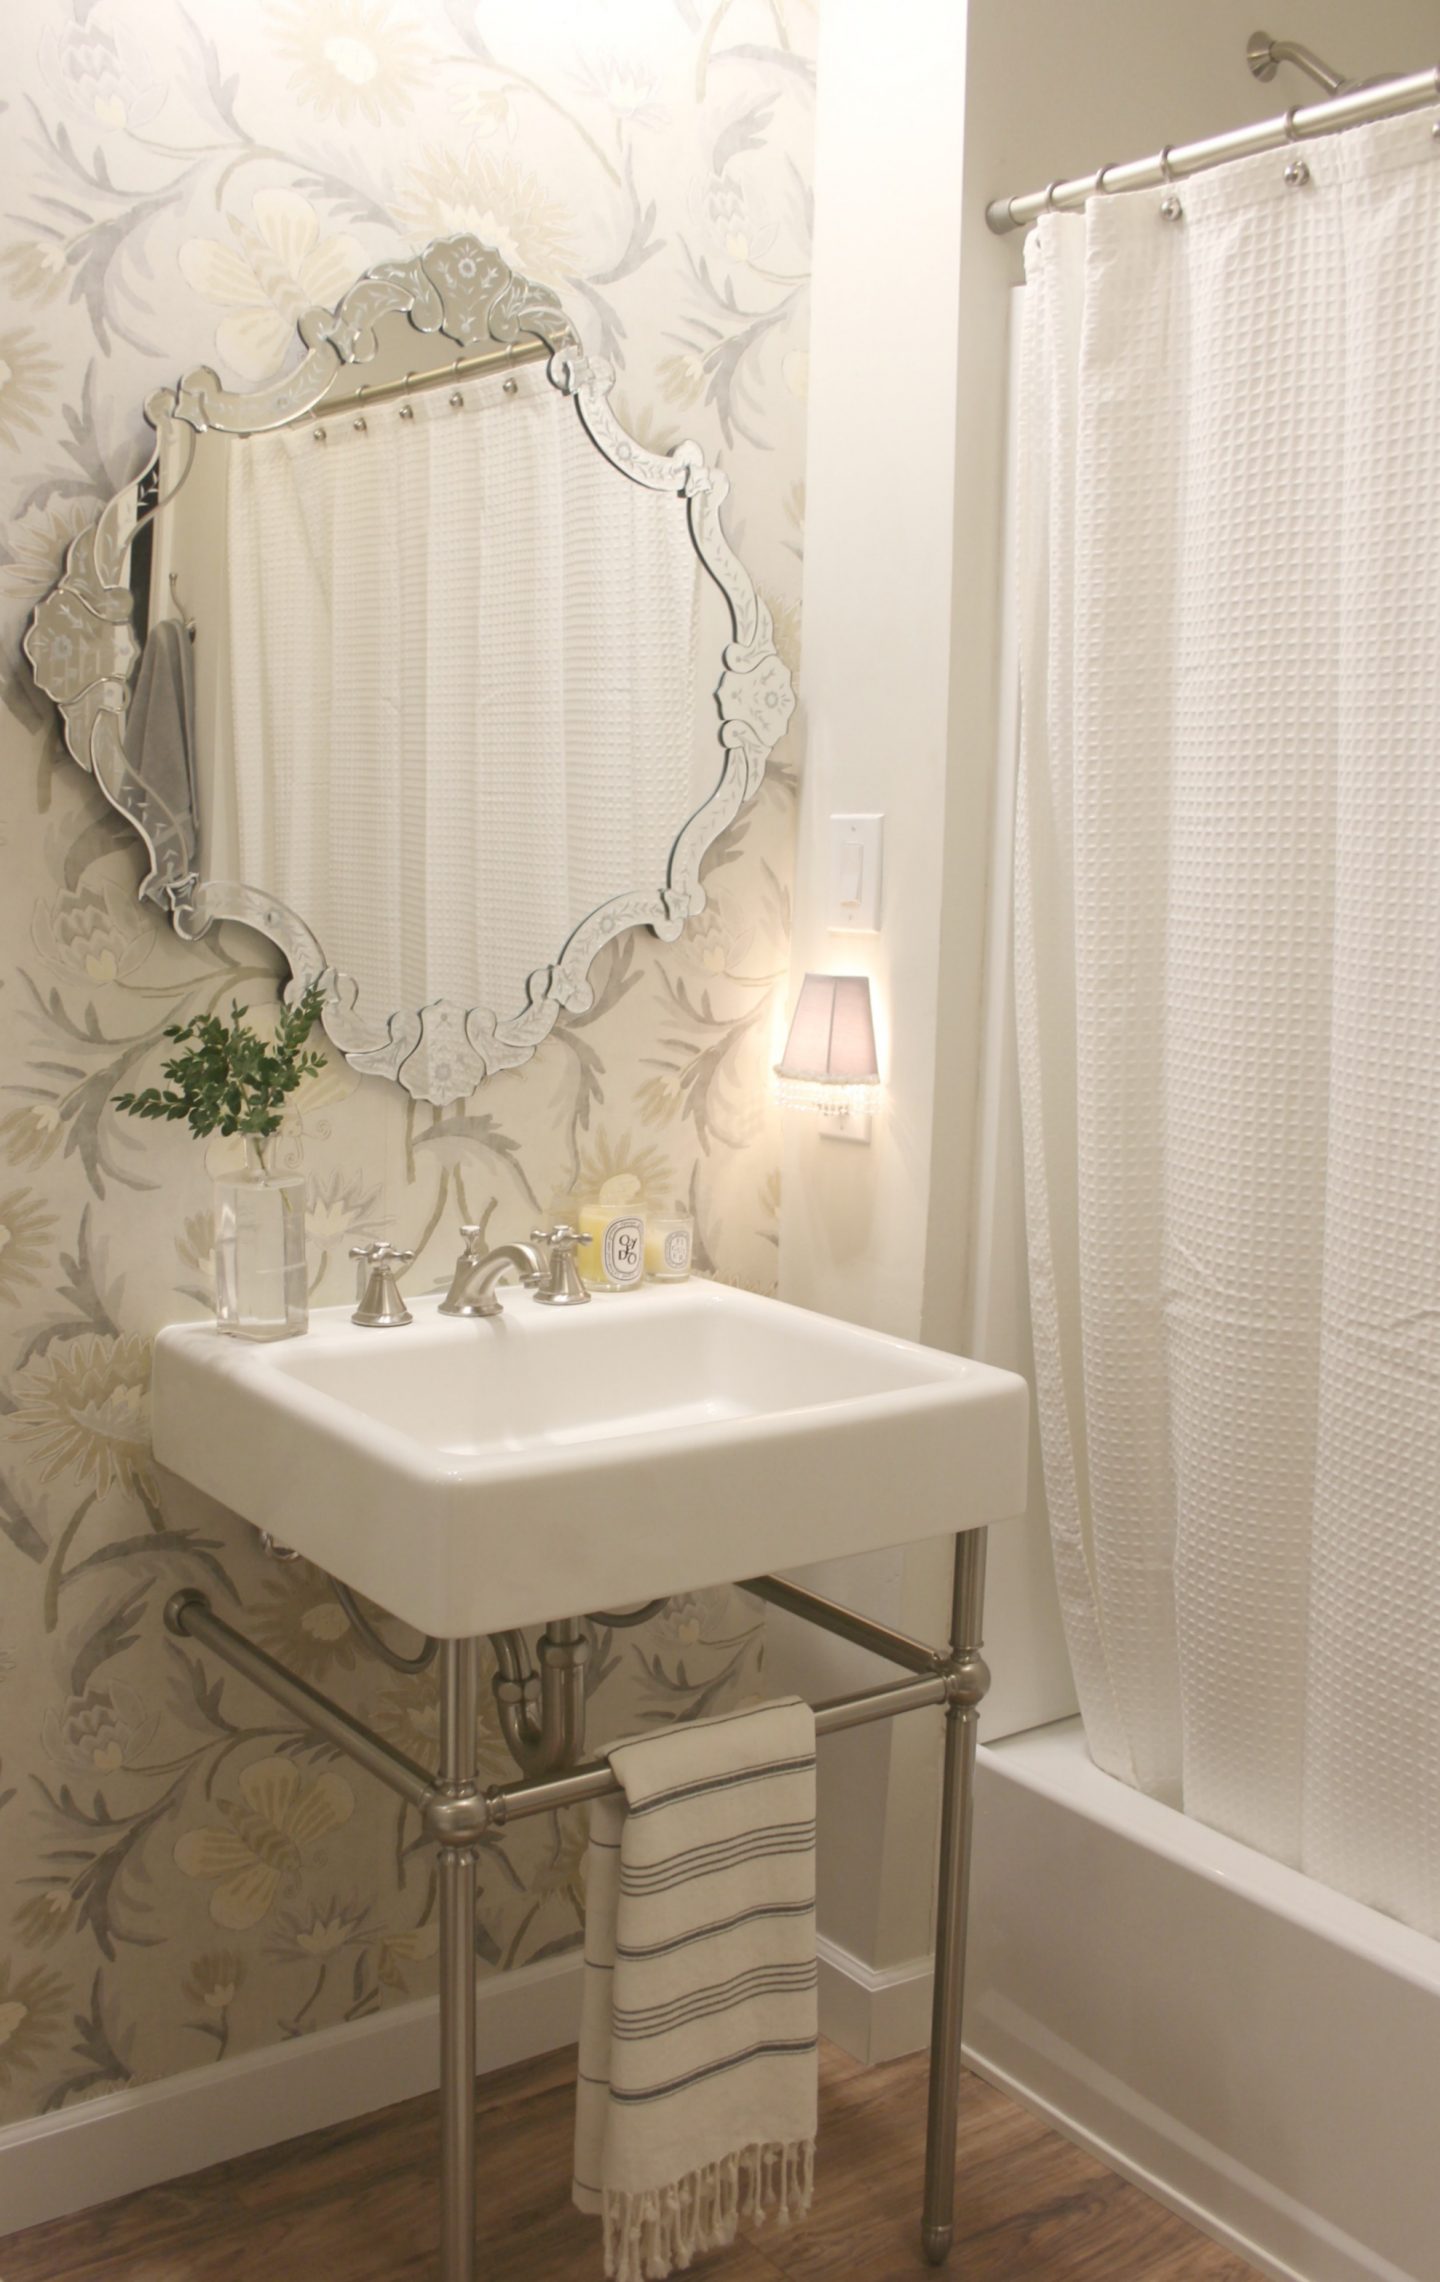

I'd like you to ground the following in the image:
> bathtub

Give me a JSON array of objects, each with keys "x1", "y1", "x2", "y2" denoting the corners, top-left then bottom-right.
[{"x1": 964, "y1": 1719, "x2": 1440, "y2": 2282}]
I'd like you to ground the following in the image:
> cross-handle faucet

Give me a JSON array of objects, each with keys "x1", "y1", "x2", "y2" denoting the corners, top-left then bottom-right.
[
  {"x1": 438, "y1": 1230, "x2": 545, "y2": 1319},
  {"x1": 529, "y1": 1224, "x2": 592, "y2": 1307},
  {"x1": 350, "y1": 1241, "x2": 415, "y2": 1329}
]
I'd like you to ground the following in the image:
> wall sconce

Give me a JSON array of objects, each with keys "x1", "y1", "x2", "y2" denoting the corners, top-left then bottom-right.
[{"x1": 773, "y1": 972, "x2": 881, "y2": 1143}]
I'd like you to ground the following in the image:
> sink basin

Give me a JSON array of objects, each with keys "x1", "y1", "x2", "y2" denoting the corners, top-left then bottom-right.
[{"x1": 152, "y1": 1279, "x2": 1028, "y2": 1638}]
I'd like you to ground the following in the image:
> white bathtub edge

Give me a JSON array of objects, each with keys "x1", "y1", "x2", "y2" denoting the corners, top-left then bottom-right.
[
  {"x1": 982, "y1": 1724, "x2": 1440, "y2": 1997},
  {"x1": 970, "y1": 1720, "x2": 1433, "y2": 2282}
]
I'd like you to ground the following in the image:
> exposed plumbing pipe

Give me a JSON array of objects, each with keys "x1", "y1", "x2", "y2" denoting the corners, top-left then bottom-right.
[{"x1": 489, "y1": 1618, "x2": 589, "y2": 1777}]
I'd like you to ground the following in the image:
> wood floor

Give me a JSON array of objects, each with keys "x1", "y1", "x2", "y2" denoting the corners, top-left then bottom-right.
[{"x1": 3, "y1": 2042, "x2": 1263, "y2": 2282}]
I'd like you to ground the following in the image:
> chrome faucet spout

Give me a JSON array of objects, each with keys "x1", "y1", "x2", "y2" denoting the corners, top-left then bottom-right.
[{"x1": 438, "y1": 1237, "x2": 544, "y2": 1320}]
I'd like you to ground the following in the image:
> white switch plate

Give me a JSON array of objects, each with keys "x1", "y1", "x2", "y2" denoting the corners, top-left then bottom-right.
[{"x1": 828, "y1": 814, "x2": 883, "y2": 932}]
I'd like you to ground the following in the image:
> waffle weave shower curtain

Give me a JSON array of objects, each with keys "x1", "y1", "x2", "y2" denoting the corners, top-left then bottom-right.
[{"x1": 1014, "y1": 110, "x2": 1440, "y2": 1934}]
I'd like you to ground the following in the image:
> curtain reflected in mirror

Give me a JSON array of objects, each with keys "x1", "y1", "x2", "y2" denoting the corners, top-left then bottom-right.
[
  {"x1": 26, "y1": 235, "x2": 795, "y2": 1102},
  {"x1": 206, "y1": 363, "x2": 708, "y2": 1024}
]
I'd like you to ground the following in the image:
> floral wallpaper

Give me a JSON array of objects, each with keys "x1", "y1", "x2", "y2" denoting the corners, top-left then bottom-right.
[{"x1": 0, "y1": 0, "x2": 812, "y2": 2126}]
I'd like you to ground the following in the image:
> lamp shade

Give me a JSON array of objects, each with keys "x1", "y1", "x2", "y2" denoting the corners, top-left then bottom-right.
[{"x1": 775, "y1": 973, "x2": 880, "y2": 1083}]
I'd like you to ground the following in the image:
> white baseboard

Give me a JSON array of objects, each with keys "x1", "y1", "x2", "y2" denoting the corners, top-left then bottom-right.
[
  {"x1": 816, "y1": 1933, "x2": 933, "y2": 2065},
  {"x1": 0, "y1": 1949, "x2": 583, "y2": 2241},
  {"x1": 4, "y1": 1935, "x2": 940, "y2": 2239},
  {"x1": 960, "y1": 2029, "x2": 1412, "y2": 2282}
]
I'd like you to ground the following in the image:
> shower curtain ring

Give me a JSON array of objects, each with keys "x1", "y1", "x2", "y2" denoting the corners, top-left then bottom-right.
[
  {"x1": 352, "y1": 381, "x2": 369, "y2": 433},
  {"x1": 399, "y1": 371, "x2": 416, "y2": 420},
  {"x1": 1041, "y1": 180, "x2": 1060, "y2": 214},
  {"x1": 1096, "y1": 160, "x2": 1118, "y2": 195},
  {"x1": 1159, "y1": 146, "x2": 1176, "y2": 182},
  {"x1": 1283, "y1": 105, "x2": 1301, "y2": 141}
]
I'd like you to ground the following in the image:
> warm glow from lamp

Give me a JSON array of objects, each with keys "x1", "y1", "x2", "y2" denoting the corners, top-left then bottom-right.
[{"x1": 773, "y1": 973, "x2": 882, "y2": 1117}]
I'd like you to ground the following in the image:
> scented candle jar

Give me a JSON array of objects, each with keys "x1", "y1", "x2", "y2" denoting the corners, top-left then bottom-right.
[
  {"x1": 644, "y1": 1215, "x2": 693, "y2": 1282},
  {"x1": 577, "y1": 1172, "x2": 649, "y2": 1292},
  {"x1": 578, "y1": 1204, "x2": 646, "y2": 1291}
]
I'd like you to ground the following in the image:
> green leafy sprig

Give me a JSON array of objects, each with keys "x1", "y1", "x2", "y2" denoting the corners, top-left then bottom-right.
[{"x1": 114, "y1": 986, "x2": 328, "y2": 1142}]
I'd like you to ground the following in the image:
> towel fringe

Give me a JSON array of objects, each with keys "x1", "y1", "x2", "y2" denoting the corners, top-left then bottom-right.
[{"x1": 601, "y1": 2137, "x2": 816, "y2": 2282}]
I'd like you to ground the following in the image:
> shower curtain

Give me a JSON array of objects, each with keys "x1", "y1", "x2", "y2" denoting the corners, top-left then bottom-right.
[{"x1": 1014, "y1": 109, "x2": 1440, "y2": 1935}]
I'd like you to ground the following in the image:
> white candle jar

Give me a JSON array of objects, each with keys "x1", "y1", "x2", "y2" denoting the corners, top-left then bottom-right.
[{"x1": 645, "y1": 1215, "x2": 693, "y2": 1282}]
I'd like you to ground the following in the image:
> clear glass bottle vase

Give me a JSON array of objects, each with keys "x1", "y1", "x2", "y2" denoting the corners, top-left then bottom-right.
[{"x1": 213, "y1": 1136, "x2": 308, "y2": 1341}]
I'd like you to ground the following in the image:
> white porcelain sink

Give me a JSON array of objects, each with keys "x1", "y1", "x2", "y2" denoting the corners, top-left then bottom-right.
[{"x1": 152, "y1": 1279, "x2": 1028, "y2": 1639}]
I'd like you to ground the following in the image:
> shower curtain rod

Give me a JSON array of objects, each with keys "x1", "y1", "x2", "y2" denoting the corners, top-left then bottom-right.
[
  {"x1": 280, "y1": 336, "x2": 553, "y2": 428},
  {"x1": 986, "y1": 61, "x2": 1440, "y2": 234}
]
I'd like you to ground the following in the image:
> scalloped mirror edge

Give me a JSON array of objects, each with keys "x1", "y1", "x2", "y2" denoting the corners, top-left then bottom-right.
[{"x1": 23, "y1": 233, "x2": 796, "y2": 1106}]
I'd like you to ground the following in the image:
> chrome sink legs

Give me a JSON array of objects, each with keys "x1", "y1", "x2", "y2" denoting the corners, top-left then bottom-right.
[
  {"x1": 165, "y1": 1527, "x2": 994, "y2": 2279},
  {"x1": 437, "y1": 1638, "x2": 481, "y2": 2282},
  {"x1": 921, "y1": 1528, "x2": 991, "y2": 2266}
]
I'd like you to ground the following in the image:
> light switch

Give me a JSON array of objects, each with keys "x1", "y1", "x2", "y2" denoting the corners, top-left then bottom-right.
[{"x1": 828, "y1": 813, "x2": 883, "y2": 932}]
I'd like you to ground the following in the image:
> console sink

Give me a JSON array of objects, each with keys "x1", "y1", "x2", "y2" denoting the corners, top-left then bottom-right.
[{"x1": 153, "y1": 1280, "x2": 1028, "y2": 1638}]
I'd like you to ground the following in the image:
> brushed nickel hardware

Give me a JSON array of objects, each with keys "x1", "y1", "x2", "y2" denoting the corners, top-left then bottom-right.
[
  {"x1": 166, "y1": 1588, "x2": 435, "y2": 1811},
  {"x1": 437, "y1": 1232, "x2": 544, "y2": 1319},
  {"x1": 1247, "y1": 30, "x2": 1352, "y2": 94},
  {"x1": 331, "y1": 1578, "x2": 438, "y2": 1673},
  {"x1": 987, "y1": 49, "x2": 1440, "y2": 232},
  {"x1": 588, "y1": 1598, "x2": 668, "y2": 1628},
  {"x1": 350, "y1": 1240, "x2": 415, "y2": 1328},
  {"x1": 490, "y1": 1619, "x2": 588, "y2": 1778},
  {"x1": 742, "y1": 1572, "x2": 953, "y2": 1674},
  {"x1": 165, "y1": 1529, "x2": 993, "y2": 2279},
  {"x1": 166, "y1": 570, "x2": 196, "y2": 641},
  {"x1": 528, "y1": 1223, "x2": 592, "y2": 1307},
  {"x1": 293, "y1": 338, "x2": 549, "y2": 430}
]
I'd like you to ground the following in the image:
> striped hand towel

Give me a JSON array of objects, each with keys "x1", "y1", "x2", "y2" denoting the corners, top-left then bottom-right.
[{"x1": 573, "y1": 1698, "x2": 818, "y2": 2280}]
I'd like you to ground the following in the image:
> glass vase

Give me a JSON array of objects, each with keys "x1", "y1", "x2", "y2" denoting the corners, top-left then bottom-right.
[{"x1": 213, "y1": 1136, "x2": 308, "y2": 1341}]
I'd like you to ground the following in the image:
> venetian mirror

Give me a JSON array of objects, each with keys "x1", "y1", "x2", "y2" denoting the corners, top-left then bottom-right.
[{"x1": 25, "y1": 235, "x2": 795, "y2": 1104}]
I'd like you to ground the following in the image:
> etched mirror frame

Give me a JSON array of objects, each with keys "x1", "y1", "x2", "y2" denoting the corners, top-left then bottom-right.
[{"x1": 24, "y1": 236, "x2": 795, "y2": 1104}]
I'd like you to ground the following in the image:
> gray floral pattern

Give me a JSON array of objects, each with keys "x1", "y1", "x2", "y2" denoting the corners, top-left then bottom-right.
[{"x1": 0, "y1": 0, "x2": 811, "y2": 2123}]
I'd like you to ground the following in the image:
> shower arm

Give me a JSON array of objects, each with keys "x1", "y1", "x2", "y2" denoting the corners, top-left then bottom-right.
[{"x1": 1246, "y1": 31, "x2": 1354, "y2": 98}]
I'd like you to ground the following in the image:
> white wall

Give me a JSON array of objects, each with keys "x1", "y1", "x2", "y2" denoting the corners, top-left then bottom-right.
[
  {"x1": 784, "y1": 0, "x2": 1440, "y2": 2008},
  {"x1": 771, "y1": 0, "x2": 971, "y2": 1978}
]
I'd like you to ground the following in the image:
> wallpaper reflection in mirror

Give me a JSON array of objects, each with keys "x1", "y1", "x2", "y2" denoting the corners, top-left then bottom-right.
[{"x1": 0, "y1": 0, "x2": 811, "y2": 2129}]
